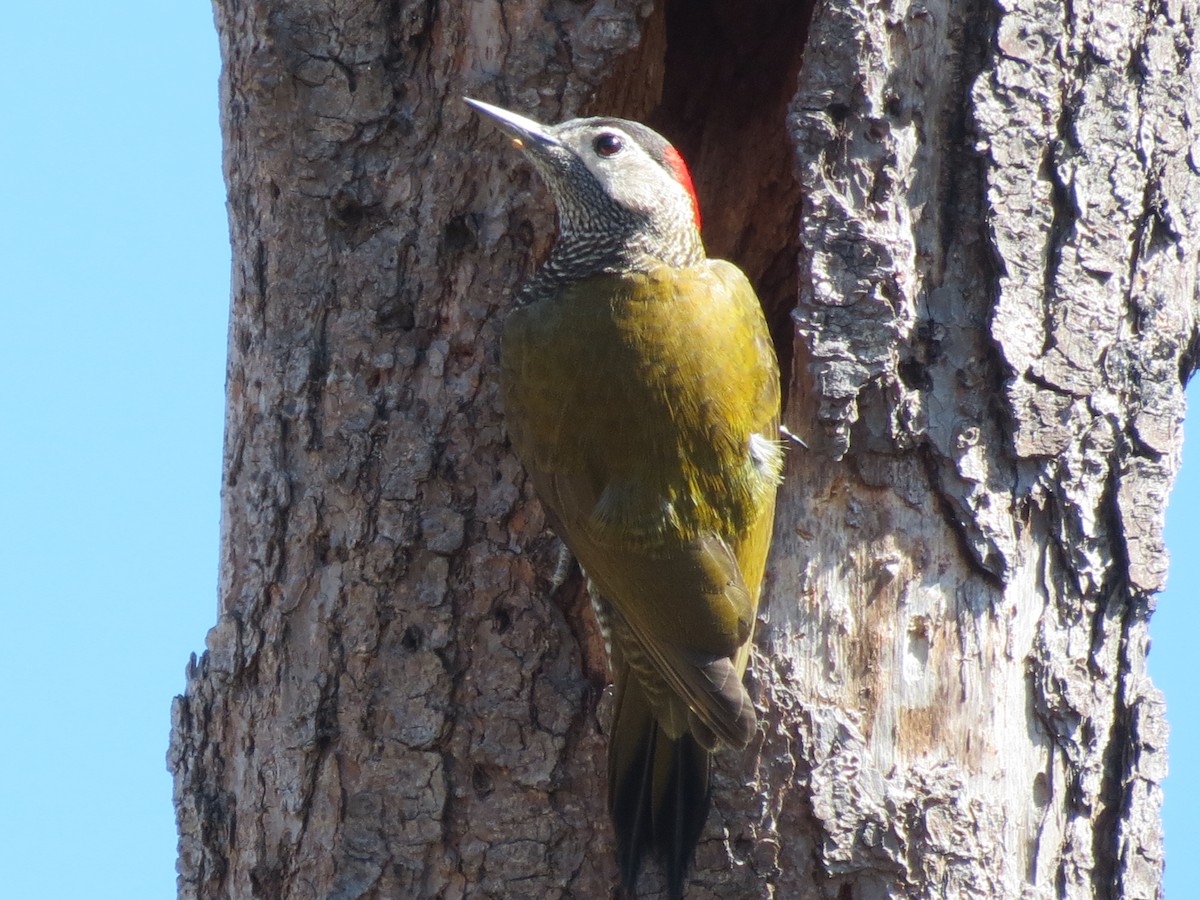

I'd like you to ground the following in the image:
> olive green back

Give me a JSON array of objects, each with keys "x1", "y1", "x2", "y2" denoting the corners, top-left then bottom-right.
[{"x1": 501, "y1": 261, "x2": 781, "y2": 747}]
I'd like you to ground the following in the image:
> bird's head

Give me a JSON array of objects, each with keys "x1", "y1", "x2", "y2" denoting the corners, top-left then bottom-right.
[{"x1": 466, "y1": 98, "x2": 704, "y2": 266}]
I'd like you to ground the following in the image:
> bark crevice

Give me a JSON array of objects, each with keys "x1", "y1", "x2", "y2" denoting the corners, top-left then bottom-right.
[{"x1": 172, "y1": 1, "x2": 1194, "y2": 896}]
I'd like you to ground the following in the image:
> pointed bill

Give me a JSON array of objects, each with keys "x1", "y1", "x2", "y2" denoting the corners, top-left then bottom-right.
[{"x1": 464, "y1": 97, "x2": 561, "y2": 150}]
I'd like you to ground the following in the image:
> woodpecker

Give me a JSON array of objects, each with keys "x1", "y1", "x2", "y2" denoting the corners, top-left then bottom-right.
[{"x1": 466, "y1": 98, "x2": 782, "y2": 899}]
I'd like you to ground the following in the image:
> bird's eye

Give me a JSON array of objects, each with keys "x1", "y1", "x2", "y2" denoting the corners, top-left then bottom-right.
[{"x1": 593, "y1": 133, "x2": 624, "y2": 157}]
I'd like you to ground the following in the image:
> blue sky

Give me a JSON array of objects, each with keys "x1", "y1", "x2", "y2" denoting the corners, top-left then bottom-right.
[{"x1": 0, "y1": 4, "x2": 1193, "y2": 898}]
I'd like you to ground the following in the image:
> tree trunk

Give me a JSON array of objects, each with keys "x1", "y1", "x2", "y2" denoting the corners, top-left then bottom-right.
[{"x1": 170, "y1": 1, "x2": 1199, "y2": 898}]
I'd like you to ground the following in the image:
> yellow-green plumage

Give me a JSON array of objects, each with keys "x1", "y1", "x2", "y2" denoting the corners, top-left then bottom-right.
[{"x1": 501, "y1": 262, "x2": 781, "y2": 892}]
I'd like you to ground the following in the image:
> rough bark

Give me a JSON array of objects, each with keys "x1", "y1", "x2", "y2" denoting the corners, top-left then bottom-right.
[{"x1": 171, "y1": 1, "x2": 1199, "y2": 898}]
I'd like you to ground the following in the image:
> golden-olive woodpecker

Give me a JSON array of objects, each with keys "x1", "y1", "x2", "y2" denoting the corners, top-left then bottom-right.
[{"x1": 466, "y1": 99, "x2": 782, "y2": 898}]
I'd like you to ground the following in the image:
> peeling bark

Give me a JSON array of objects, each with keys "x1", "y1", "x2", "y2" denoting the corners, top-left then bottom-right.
[
  {"x1": 778, "y1": 0, "x2": 1196, "y2": 896},
  {"x1": 172, "y1": 1, "x2": 1197, "y2": 898}
]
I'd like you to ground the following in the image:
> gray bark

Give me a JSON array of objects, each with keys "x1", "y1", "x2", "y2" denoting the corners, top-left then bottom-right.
[
  {"x1": 774, "y1": 0, "x2": 1195, "y2": 896},
  {"x1": 170, "y1": 1, "x2": 1199, "y2": 898}
]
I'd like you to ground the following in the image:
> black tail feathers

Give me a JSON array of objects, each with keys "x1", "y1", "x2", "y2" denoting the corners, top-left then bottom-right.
[{"x1": 609, "y1": 677, "x2": 712, "y2": 900}]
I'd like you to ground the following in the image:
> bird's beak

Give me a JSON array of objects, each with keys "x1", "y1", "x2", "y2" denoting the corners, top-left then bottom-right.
[{"x1": 464, "y1": 98, "x2": 562, "y2": 152}]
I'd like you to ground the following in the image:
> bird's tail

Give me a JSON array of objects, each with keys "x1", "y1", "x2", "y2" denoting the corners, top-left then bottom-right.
[{"x1": 608, "y1": 673, "x2": 711, "y2": 900}]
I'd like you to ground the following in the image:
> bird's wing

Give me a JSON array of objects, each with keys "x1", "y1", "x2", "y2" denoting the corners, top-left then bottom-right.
[
  {"x1": 501, "y1": 262, "x2": 781, "y2": 748},
  {"x1": 538, "y1": 467, "x2": 756, "y2": 747}
]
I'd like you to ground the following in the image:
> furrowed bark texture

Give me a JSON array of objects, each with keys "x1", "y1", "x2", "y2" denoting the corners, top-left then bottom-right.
[
  {"x1": 168, "y1": 3, "x2": 647, "y2": 897},
  {"x1": 170, "y1": 0, "x2": 1198, "y2": 898},
  {"x1": 768, "y1": 0, "x2": 1198, "y2": 897}
]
